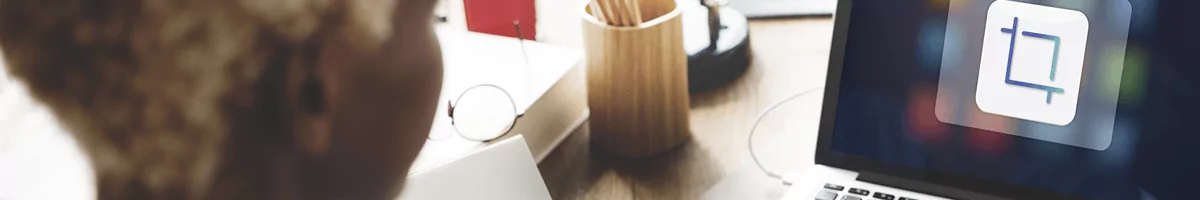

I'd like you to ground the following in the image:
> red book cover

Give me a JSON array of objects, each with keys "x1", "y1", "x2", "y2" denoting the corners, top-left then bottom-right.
[{"x1": 464, "y1": 0, "x2": 537, "y2": 40}]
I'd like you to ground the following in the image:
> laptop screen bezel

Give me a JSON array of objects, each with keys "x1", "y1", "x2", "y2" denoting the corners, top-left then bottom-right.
[{"x1": 814, "y1": 0, "x2": 1088, "y2": 199}]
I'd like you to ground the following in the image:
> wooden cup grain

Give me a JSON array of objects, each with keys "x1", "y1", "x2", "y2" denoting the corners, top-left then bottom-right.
[{"x1": 582, "y1": 0, "x2": 691, "y2": 158}]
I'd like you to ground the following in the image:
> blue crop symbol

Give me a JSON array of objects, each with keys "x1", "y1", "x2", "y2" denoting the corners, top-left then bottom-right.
[{"x1": 1001, "y1": 17, "x2": 1064, "y2": 104}]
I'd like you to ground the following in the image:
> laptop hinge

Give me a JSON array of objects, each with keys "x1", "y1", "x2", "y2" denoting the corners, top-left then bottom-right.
[{"x1": 856, "y1": 171, "x2": 1012, "y2": 200}]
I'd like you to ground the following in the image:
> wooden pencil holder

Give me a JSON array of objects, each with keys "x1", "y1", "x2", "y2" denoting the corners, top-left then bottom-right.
[{"x1": 582, "y1": 0, "x2": 691, "y2": 158}]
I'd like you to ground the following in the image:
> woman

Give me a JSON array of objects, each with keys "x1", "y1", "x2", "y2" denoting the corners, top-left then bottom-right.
[{"x1": 0, "y1": 0, "x2": 443, "y2": 199}]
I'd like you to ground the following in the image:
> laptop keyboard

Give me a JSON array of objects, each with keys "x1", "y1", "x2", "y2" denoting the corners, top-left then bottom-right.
[{"x1": 813, "y1": 183, "x2": 918, "y2": 200}]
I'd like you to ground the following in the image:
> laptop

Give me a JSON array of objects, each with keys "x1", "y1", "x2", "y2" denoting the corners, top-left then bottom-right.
[
  {"x1": 726, "y1": 0, "x2": 836, "y2": 18},
  {"x1": 784, "y1": 0, "x2": 1200, "y2": 200}
]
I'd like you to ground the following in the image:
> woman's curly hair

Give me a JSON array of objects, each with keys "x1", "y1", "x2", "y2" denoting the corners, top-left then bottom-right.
[{"x1": 0, "y1": 0, "x2": 398, "y2": 199}]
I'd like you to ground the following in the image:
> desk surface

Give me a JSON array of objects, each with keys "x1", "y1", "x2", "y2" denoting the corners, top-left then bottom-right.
[{"x1": 537, "y1": 17, "x2": 835, "y2": 199}]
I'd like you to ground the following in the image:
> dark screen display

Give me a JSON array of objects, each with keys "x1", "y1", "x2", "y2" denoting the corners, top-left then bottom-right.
[{"x1": 829, "y1": 0, "x2": 1199, "y2": 199}]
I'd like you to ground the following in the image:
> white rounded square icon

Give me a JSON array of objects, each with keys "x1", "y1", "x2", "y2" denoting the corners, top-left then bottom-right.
[{"x1": 975, "y1": 1, "x2": 1089, "y2": 126}]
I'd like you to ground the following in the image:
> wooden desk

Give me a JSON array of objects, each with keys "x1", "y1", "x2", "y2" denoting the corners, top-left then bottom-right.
[{"x1": 537, "y1": 18, "x2": 835, "y2": 199}]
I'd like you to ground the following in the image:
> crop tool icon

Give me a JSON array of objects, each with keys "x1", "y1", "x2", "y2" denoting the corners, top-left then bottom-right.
[
  {"x1": 1000, "y1": 17, "x2": 1062, "y2": 104},
  {"x1": 973, "y1": 0, "x2": 1089, "y2": 126}
]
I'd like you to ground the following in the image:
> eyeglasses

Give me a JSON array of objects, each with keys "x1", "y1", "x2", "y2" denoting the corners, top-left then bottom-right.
[
  {"x1": 427, "y1": 21, "x2": 530, "y2": 142},
  {"x1": 428, "y1": 84, "x2": 524, "y2": 142}
]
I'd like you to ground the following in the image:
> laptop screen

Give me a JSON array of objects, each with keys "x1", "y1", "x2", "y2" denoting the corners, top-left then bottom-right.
[{"x1": 829, "y1": 0, "x2": 1197, "y2": 199}]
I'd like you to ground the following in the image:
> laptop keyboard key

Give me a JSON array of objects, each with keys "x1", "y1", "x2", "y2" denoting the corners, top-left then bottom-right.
[
  {"x1": 814, "y1": 190, "x2": 839, "y2": 200},
  {"x1": 898, "y1": 197, "x2": 917, "y2": 200},
  {"x1": 848, "y1": 188, "x2": 870, "y2": 196},
  {"x1": 872, "y1": 192, "x2": 895, "y2": 200},
  {"x1": 824, "y1": 183, "x2": 846, "y2": 191},
  {"x1": 841, "y1": 196, "x2": 863, "y2": 200}
]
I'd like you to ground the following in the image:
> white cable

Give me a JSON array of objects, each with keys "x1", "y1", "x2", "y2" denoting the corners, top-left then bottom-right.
[{"x1": 748, "y1": 87, "x2": 825, "y2": 182}]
